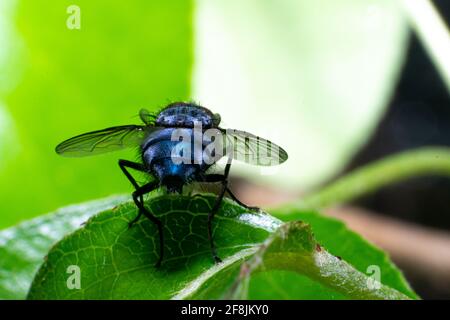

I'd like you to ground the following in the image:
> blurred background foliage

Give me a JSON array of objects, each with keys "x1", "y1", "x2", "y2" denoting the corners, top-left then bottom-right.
[
  {"x1": 0, "y1": 0, "x2": 193, "y2": 228},
  {"x1": 0, "y1": 0, "x2": 409, "y2": 228},
  {"x1": 193, "y1": 0, "x2": 408, "y2": 189}
]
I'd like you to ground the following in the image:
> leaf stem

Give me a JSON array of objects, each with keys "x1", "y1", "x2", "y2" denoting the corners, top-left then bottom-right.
[{"x1": 281, "y1": 147, "x2": 450, "y2": 211}]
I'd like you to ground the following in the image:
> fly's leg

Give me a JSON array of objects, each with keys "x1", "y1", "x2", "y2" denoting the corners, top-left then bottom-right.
[
  {"x1": 208, "y1": 181, "x2": 227, "y2": 264},
  {"x1": 224, "y1": 187, "x2": 260, "y2": 211},
  {"x1": 200, "y1": 158, "x2": 260, "y2": 263},
  {"x1": 132, "y1": 181, "x2": 164, "y2": 267},
  {"x1": 119, "y1": 159, "x2": 146, "y2": 228},
  {"x1": 199, "y1": 160, "x2": 236, "y2": 264},
  {"x1": 202, "y1": 176, "x2": 259, "y2": 211},
  {"x1": 119, "y1": 160, "x2": 163, "y2": 267}
]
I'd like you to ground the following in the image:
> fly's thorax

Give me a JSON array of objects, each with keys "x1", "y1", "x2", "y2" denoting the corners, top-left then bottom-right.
[{"x1": 155, "y1": 102, "x2": 221, "y2": 128}]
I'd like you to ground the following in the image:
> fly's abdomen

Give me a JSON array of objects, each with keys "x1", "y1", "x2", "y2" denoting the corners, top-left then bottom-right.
[{"x1": 142, "y1": 128, "x2": 214, "y2": 188}]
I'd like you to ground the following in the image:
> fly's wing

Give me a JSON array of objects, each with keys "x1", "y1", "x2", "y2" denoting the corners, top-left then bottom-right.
[
  {"x1": 221, "y1": 129, "x2": 288, "y2": 166},
  {"x1": 55, "y1": 125, "x2": 147, "y2": 157}
]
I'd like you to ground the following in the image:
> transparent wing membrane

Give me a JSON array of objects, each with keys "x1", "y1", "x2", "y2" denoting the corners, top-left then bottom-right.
[
  {"x1": 222, "y1": 129, "x2": 288, "y2": 166},
  {"x1": 55, "y1": 125, "x2": 146, "y2": 157}
]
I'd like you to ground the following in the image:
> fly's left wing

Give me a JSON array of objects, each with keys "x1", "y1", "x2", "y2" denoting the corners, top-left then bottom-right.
[
  {"x1": 220, "y1": 129, "x2": 288, "y2": 166},
  {"x1": 55, "y1": 125, "x2": 148, "y2": 157}
]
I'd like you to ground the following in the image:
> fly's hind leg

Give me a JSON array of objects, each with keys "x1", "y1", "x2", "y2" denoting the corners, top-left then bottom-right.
[
  {"x1": 224, "y1": 187, "x2": 260, "y2": 212},
  {"x1": 200, "y1": 159, "x2": 261, "y2": 264},
  {"x1": 208, "y1": 183, "x2": 226, "y2": 264},
  {"x1": 202, "y1": 176, "x2": 260, "y2": 211},
  {"x1": 199, "y1": 160, "x2": 234, "y2": 264}
]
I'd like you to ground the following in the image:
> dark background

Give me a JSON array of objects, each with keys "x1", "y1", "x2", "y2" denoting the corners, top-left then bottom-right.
[{"x1": 344, "y1": 0, "x2": 450, "y2": 298}]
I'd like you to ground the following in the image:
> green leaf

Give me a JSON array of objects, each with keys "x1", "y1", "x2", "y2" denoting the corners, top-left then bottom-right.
[
  {"x1": 0, "y1": 195, "x2": 127, "y2": 299},
  {"x1": 17, "y1": 195, "x2": 416, "y2": 299},
  {"x1": 177, "y1": 212, "x2": 417, "y2": 300},
  {"x1": 214, "y1": 222, "x2": 410, "y2": 300},
  {"x1": 264, "y1": 210, "x2": 419, "y2": 300},
  {"x1": 27, "y1": 195, "x2": 274, "y2": 299}
]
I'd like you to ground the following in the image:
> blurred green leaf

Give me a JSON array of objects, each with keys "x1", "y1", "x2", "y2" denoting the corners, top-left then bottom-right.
[
  {"x1": 17, "y1": 195, "x2": 416, "y2": 299},
  {"x1": 0, "y1": 0, "x2": 193, "y2": 228}
]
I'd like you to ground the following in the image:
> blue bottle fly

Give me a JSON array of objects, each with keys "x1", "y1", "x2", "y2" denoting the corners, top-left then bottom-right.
[{"x1": 56, "y1": 102, "x2": 288, "y2": 266}]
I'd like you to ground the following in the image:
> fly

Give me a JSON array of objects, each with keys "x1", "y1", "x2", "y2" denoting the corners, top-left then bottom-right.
[{"x1": 55, "y1": 102, "x2": 288, "y2": 266}]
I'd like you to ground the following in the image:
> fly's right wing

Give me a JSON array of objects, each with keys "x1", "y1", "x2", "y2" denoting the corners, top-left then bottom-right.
[
  {"x1": 221, "y1": 129, "x2": 288, "y2": 166},
  {"x1": 55, "y1": 125, "x2": 148, "y2": 157}
]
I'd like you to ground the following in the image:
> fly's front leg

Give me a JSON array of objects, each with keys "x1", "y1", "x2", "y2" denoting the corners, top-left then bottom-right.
[
  {"x1": 132, "y1": 181, "x2": 164, "y2": 267},
  {"x1": 119, "y1": 159, "x2": 147, "y2": 228}
]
